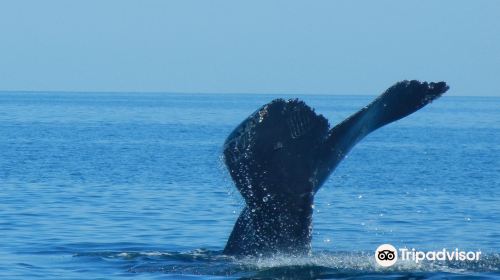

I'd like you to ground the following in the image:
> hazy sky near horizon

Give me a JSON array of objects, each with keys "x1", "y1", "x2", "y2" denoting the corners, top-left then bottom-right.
[{"x1": 0, "y1": 1, "x2": 499, "y2": 95}]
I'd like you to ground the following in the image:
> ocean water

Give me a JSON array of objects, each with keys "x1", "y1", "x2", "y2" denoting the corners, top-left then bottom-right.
[{"x1": 0, "y1": 92, "x2": 499, "y2": 279}]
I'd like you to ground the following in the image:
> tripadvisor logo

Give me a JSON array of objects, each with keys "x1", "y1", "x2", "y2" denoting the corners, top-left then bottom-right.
[
  {"x1": 375, "y1": 244, "x2": 398, "y2": 267},
  {"x1": 375, "y1": 244, "x2": 481, "y2": 267}
]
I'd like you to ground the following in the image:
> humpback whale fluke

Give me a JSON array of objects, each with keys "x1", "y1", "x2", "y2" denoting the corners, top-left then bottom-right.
[{"x1": 222, "y1": 80, "x2": 449, "y2": 256}]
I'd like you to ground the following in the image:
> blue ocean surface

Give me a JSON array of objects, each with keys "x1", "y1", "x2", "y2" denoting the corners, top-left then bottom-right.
[{"x1": 0, "y1": 92, "x2": 499, "y2": 279}]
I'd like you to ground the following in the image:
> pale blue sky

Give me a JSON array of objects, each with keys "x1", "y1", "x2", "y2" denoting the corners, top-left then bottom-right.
[{"x1": 0, "y1": 0, "x2": 499, "y2": 95}]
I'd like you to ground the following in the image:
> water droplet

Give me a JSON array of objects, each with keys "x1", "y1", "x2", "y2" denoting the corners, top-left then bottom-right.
[
  {"x1": 251, "y1": 209, "x2": 256, "y2": 213},
  {"x1": 311, "y1": 204, "x2": 315, "y2": 209},
  {"x1": 262, "y1": 197, "x2": 268, "y2": 202},
  {"x1": 358, "y1": 195, "x2": 363, "y2": 199}
]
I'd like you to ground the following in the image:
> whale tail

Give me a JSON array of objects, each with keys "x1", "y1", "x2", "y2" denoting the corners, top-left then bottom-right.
[{"x1": 223, "y1": 80, "x2": 449, "y2": 256}]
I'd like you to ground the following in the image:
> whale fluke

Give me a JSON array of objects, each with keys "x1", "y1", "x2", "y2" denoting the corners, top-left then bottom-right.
[{"x1": 222, "y1": 80, "x2": 449, "y2": 256}]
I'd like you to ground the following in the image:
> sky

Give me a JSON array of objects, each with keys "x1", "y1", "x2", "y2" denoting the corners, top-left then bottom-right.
[{"x1": 0, "y1": 0, "x2": 499, "y2": 96}]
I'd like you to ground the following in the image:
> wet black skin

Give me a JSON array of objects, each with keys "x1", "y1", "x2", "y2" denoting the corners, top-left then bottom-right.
[{"x1": 222, "y1": 80, "x2": 449, "y2": 256}]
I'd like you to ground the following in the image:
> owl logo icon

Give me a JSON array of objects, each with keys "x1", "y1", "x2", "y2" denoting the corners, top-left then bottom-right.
[{"x1": 375, "y1": 244, "x2": 398, "y2": 267}]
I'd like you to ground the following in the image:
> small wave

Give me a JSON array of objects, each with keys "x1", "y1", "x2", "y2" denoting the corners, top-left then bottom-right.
[{"x1": 73, "y1": 249, "x2": 500, "y2": 279}]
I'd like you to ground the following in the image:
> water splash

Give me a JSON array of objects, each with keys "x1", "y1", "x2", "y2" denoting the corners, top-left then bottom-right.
[{"x1": 74, "y1": 249, "x2": 500, "y2": 279}]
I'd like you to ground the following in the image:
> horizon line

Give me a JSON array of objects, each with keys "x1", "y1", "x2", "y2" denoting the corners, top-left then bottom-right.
[{"x1": 0, "y1": 89, "x2": 498, "y2": 98}]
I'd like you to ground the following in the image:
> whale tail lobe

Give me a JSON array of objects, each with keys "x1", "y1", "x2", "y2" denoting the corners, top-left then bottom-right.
[{"x1": 316, "y1": 80, "x2": 449, "y2": 187}]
